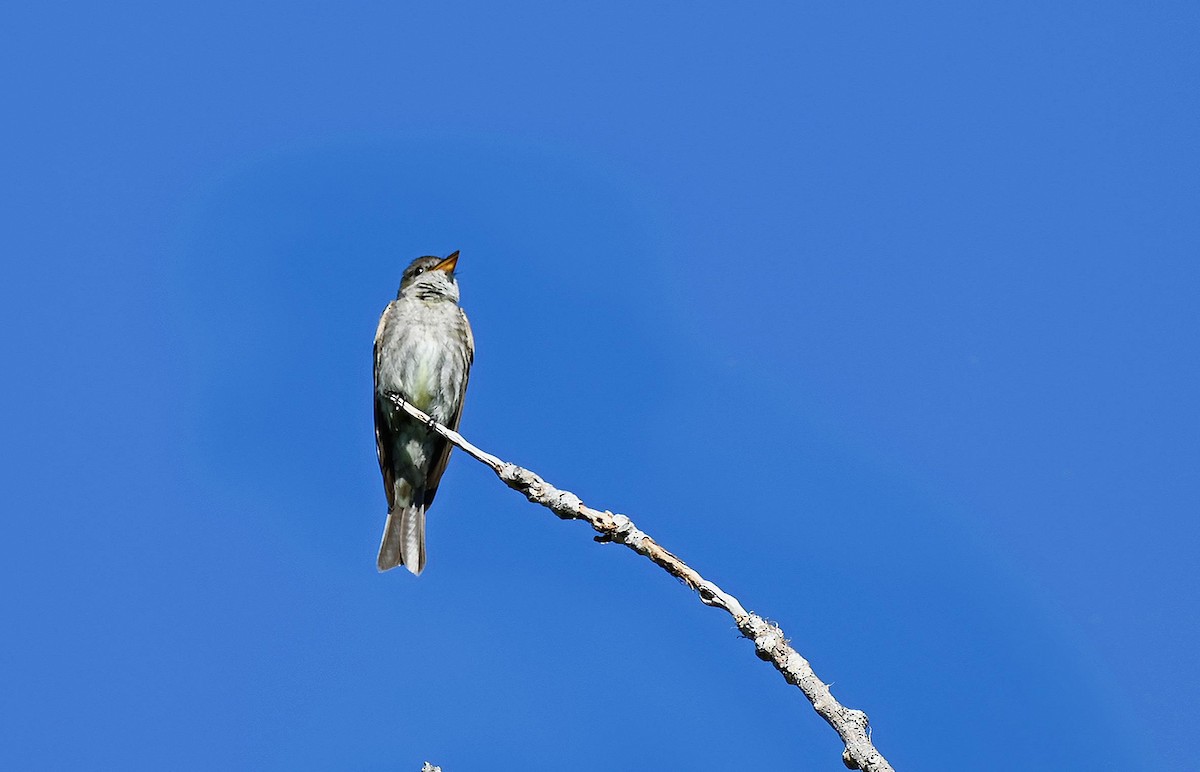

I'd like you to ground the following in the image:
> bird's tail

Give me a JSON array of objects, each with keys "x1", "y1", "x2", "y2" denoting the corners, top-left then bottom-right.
[{"x1": 378, "y1": 482, "x2": 426, "y2": 575}]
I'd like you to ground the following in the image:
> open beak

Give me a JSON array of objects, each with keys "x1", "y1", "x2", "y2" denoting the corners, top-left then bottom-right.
[{"x1": 433, "y1": 250, "x2": 460, "y2": 273}]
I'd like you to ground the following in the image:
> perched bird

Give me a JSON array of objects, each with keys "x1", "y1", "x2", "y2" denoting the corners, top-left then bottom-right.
[{"x1": 373, "y1": 251, "x2": 474, "y2": 574}]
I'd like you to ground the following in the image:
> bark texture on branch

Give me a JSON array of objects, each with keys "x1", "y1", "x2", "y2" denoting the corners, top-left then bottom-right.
[{"x1": 388, "y1": 393, "x2": 894, "y2": 772}]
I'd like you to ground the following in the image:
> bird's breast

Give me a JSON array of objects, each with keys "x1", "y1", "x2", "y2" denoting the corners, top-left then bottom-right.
[
  {"x1": 377, "y1": 301, "x2": 469, "y2": 424},
  {"x1": 405, "y1": 335, "x2": 443, "y2": 411}
]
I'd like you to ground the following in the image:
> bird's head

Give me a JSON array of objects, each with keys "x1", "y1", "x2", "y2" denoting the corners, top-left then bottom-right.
[{"x1": 398, "y1": 251, "x2": 461, "y2": 302}]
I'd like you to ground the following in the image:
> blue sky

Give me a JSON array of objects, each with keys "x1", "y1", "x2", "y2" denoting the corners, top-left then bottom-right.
[{"x1": 3, "y1": 3, "x2": 1197, "y2": 769}]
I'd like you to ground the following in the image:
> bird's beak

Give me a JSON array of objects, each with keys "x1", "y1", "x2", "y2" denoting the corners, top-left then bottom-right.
[{"x1": 433, "y1": 251, "x2": 460, "y2": 273}]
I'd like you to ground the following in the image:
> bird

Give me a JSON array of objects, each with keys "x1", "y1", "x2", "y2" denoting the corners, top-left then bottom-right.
[{"x1": 373, "y1": 250, "x2": 474, "y2": 575}]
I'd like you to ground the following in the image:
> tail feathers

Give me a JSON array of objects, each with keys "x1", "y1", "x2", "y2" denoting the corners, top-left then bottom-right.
[{"x1": 378, "y1": 497, "x2": 426, "y2": 575}]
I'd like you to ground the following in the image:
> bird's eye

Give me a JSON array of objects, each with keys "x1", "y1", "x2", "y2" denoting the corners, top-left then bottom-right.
[{"x1": 413, "y1": 267, "x2": 425, "y2": 276}]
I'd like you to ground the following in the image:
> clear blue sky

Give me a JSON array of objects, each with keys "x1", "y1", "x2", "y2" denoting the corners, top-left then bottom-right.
[{"x1": 3, "y1": 3, "x2": 1197, "y2": 769}]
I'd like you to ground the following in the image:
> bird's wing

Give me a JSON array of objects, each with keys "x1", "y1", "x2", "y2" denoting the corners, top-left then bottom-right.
[
  {"x1": 422, "y1": 308, "x2": 474, "y2": 508},
  {"x1": 374, "y1": 303, "x2": 397, "y2": 510}
]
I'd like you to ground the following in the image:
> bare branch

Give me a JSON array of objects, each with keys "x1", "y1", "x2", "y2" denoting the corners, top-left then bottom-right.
[{"x1": 388, "y1": 392, "x2": 894, "y2": 772}]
